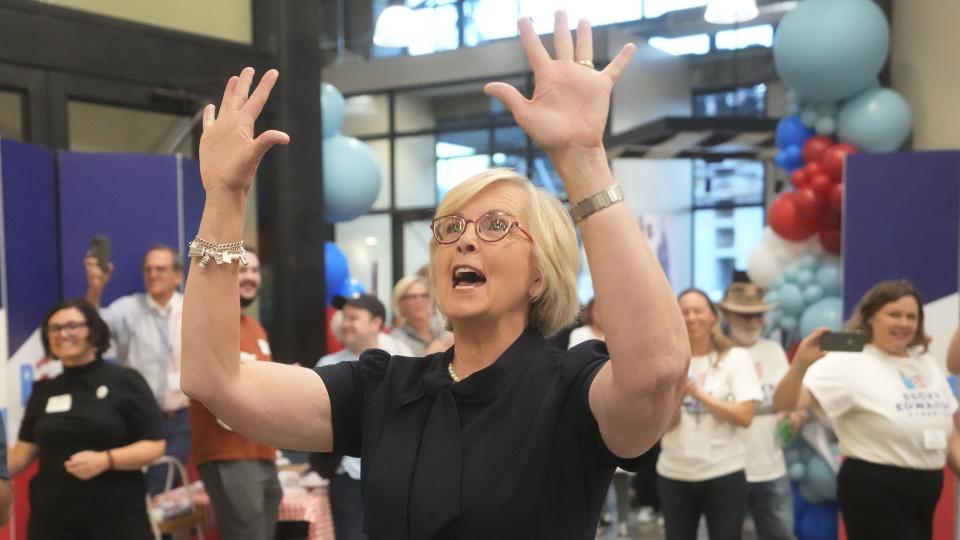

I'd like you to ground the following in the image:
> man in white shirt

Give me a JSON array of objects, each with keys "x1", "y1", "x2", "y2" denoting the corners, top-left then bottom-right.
[
  {"x1": 720, "y1": 283, "x2": 795, "y2": 540},
  {"x1": 86, "y1": 244, "x2": 189, "y2": 494},
  {"x1": 316, "y1": 293, "x2": 395, "y2": 540}
]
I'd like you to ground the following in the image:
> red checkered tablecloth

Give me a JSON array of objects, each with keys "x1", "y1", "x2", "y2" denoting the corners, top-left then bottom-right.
[{"x1": 155, "y1": 484, "x2": 334, "y2": 540}]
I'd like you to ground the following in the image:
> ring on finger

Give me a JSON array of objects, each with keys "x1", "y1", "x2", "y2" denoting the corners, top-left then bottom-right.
[{"x1": 576, "y1": 59, "x2": 595, "y2": 69}]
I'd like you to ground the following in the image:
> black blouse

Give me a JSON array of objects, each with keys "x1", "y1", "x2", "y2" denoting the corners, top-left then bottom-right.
[{"x1": 315, "y1": 327, "x2": 653, "y2": 539}]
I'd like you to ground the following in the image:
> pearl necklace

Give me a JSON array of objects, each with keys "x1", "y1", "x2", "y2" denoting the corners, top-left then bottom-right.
[{"x1": 447, "y1": 361, "x2": 461, "y2": 383}]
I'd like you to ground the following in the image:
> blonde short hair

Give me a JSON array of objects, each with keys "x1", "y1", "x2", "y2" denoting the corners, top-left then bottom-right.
[
  {"x1": 392, "y1": 274, "x2": 430, "y2": 320},
  {"x1": 428, "y1": 168, "x2": 580, "y2": 336}
]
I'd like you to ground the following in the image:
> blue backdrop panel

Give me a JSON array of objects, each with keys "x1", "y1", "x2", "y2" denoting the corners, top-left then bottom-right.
[
  {"x1": 181, "y1": 157, "x2": 204, "y2": 250},
  {"x1": 58, "y1": 151, "x2": 180, "y2": 303},
  {"x1": 1, "y1": 139, "x2": 58, "y2": 353},
  {"x1": 844, "y1": 151, "x2": 960, "y2": 315}
]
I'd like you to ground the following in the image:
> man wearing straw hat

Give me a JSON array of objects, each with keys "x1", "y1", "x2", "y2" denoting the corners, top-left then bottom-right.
[{"x1": 720, "y1": 283, "x2": 796, "y2": 540}]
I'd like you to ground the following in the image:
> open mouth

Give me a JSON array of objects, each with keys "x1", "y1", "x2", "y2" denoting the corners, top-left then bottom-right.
[{"x1": 452, "y1": 265, "x2": 487, "y2": 289}]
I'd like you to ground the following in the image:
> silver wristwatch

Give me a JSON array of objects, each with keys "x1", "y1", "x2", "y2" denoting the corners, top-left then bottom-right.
[{"x1": 570, "y1": 184, "x2": 625, "y2": 223}]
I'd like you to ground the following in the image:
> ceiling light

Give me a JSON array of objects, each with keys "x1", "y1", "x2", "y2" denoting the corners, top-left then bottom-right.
[
  {"x1": 704, "y1": 0, "x2": 759, "y2": 24},
  {"x1": 373, "y1": 5, "x2": 413, "y2": 48}
]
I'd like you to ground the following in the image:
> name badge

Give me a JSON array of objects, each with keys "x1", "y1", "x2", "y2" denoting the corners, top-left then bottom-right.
[
  {"x1": 45, "y1": 394, "x2": 72, "y2": 414},
  {"x1": 923, "y1": 429, "x2": 947, "y2": 451}
]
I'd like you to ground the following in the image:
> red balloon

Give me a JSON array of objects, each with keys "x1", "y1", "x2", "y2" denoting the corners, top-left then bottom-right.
[
  {"x1": 791, "y1": 169, "x2": 809, "y2": 189},
  {"x1": 803, "y1": 161, "x2": 824, "y2": 178},
  {"x1": 794, "y1": 186, "x2": 825, "y2": 218},
  {"x1": 802, "y1": 135, "x2": 835, "y2": 165},
  {"x1": 821, "y1": 143, "x2": 858, "y2": 183},
  {"x1": 809, "y1": 173, "x2": 833, "y2": 196},
  {"x1": 820, "y1": 209, "x2": 842, "y2": 228},
  {"x1": 768, "y1": 192, "x2": 819, "y2": 242},
  {"x1": 828, "y1": 183, "x2": 844, "y2": 213},
  {"x1": 819, "y1": 226, "x2": 842, "y2": 254}
]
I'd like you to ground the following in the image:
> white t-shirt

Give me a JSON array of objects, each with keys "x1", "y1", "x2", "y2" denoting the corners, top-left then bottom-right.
[
  {"x1": 657, "y1": 347, "x2": 764, "y2": 482},
  {"x1": 804, "y1": 345, "x2": 958, "y2": 470},
  {"x1": 743, "y1": 339, "x2": 791, "y2": 482}
]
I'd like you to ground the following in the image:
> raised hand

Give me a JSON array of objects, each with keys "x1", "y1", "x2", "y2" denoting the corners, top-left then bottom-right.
[
  {"x1": 794, "y1": 327, "x2": 830, "y2": 369},
  {"x1": 484, "y1": 11, "x2": 635, "y2": 159},
  {"x1": 199, "y1": 68, "x2": 289, "y2": 194}
]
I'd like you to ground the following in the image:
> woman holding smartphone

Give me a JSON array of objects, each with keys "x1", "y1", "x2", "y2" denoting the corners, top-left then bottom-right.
[{"x1": 774, "y1": 279, "x2": 957, "y2": 540}]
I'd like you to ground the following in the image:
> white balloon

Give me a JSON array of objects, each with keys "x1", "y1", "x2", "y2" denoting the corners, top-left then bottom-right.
[{"x1": 747, "y1": 246, "x2": 785, "y2": 288}]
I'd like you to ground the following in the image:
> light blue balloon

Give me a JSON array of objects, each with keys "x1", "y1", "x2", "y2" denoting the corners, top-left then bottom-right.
[
  {"x1": 798, "y1": 255, "x2": 819, "y2": 270},
  {"x1": 794, "y1": 268, "x2": 815, "y2": 287},
  {"x1": 803, "y1": 284, "x2": 825, "y2": 304},
  {"x1": 321, "y1": 83, "x2": 346, "y2": 137},
  {"x1": 773, "y1": 0, "x2": 890, "y2": 101},
  {"x1": 816, "y1": 264, "x2": 843, "y2": 296},
  {"x1": 781, "y1": 315, "x2": 798, "y2": 333},
  {"x1": 783, "y1": 266, "x2": 800, "y2": 283},
  {"x1": 800, "y1": 107, "x2": 818, "y2": 128},
  {"x1": 779, "y1": 283, "x2": 805, "y2": 316},
  {"x1": 837, "y1": 87, "x2": 913, "y2": 152},
  {"x1": 799, "y1": 296, "x2": 844, "y2": 337},
  {"x1": 806, "y1": 454, "x2": 837, "y2": 501},
  {"x1": 323, "y1": 135, "x2": 383, "y2": 222},
  {"x1": 815, "y1": 116, "x2": 836, "y2": 135},
  {"x1": 764, "y1": 290, "x2": 781, "y2": 305}
]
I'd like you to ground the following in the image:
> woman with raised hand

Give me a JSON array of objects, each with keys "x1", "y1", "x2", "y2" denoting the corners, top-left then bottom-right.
[{"x1": 182, "y1": 11, "x2": 688, "y2": 539}]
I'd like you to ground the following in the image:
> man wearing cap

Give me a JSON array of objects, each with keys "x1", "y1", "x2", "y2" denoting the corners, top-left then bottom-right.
[
  {"x1": 316, "y1": 293, "x2": 393, "y2": 540},
  {"x1": 720, "y1": 283, "x2": 795, "y2": 540}
]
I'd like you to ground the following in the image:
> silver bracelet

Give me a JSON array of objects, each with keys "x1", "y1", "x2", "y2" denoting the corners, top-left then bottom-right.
[
  {"x1": 570, "y1": 184, "x2": 625, "y2": 223},
  {"x1": 188, "y1": 236, "x2": 248, "y2": 268}
]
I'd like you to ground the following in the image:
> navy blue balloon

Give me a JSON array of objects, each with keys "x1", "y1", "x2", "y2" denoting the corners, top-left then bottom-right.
[
  {"x1": 324, "y1": 241, "x2": 350, "y2": 305},
  {"x1": 776, "y1": 115, "x2": 815, "y2": 150}
]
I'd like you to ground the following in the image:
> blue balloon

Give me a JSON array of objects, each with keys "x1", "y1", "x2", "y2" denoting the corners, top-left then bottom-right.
[
  {"x1": 324, "y1": 241, "x2": 349, "y2": 305},
  {"x1": 803, "y1": 284, "x2": 825, "y2": 304},
  {"x1": 794, "y1": 268, "x2": 815, "y2": 287},
  {"x1": 774, "y1": 0, "x2": 890, "y2": 102},
  {"x1": 806, "y1": 454, "x2": 837, "y2": 501},
  {"x1": 323, "y1": 135, "x2": 383, "y2": 222},
  {"x1": 779, "y1": 283, "x2": 806, "y2": 316},
  {"x1": 321, "y1": 83, "x2": 346, "y2": 138},
  {"x1": 338, "y1": 277, "x2": 366, "y2": 298},
  {"x1": 837, "y1": 87, "x2": 912, "y2": 152},
  {"x1": 816, "y1": 264, "x2": 843, "y2": 296},
  {"x1": 799, "y1": 296, "x2": 844, "y2": 337},
  {"x1": 792, "y1": 481, "x2": 810, "y2": 522},
  {"x1": 776, "y1": 115, "x2": 814, "y2": 150}
]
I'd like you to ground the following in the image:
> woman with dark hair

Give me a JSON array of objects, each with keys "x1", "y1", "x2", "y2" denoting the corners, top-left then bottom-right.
[
  {"x1": 775, "y1": 280, "x2": 958, "y2": 540},
  {"x1": 657, "y1": 288, "x2": 762, "y2": 540},
  {"x1": 8, "y1": 299, "x2": 165, "y2": 539}
]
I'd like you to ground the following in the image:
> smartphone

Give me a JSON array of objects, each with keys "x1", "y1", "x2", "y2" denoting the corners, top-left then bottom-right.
[
  {"x1": 88, "y1": 235, "x2": 111, "y2": 273},
  {"x1": 820, "y1": 331, "x2": 866, "y2": 352}
]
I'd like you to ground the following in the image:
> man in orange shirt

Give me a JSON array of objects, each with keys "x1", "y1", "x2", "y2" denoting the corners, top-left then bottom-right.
[{"x1": 189, "y1": 247, "x2": 282, "y2": 539}]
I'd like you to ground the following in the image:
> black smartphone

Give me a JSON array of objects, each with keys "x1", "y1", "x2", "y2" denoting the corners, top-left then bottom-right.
[
  {"x1": 88, "y1": 235, "x2": 111, "y2": 273},
  {"x1": 820, "y1": 331, "x2": 866, "y2": 352}
]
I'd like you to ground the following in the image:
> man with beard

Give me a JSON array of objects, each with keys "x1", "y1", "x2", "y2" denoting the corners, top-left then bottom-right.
[
  {"x1": 189, "y1": 247, "x2": 282, "y2": 539},
  {"x1": 720, "y1": 283, "x2": 795, "y2": 540}
]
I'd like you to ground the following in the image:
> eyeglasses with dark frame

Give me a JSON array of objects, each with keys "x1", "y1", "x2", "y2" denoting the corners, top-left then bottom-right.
[
  {"x1": 431, "y1": 212, "x2": 533, "y2": 245},
  {"x1": 47, "y1": 321, "x2": 88, "y2": 335}
]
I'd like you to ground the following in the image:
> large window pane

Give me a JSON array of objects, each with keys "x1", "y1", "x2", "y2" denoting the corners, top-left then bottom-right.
[
  {"x1": 407, "y1": 3, "x2": 460, "y2": 56},
  {"x1": 530, "y1": 152, "x2": 567, "y2": 200},
  {"x1": 693, "y1": 84, "x2": 767, "y2": 118},
  {"x1": 395, "y1": 79, "x2": 522, "y2": 133},
  {"x1": 491, "y1": 126, "x2": 528, "y2": 176},
  {"x1": 68, "y1": 101, "x2": 194, "y2": 157},
  {"x1": 0, "y1": 90, "x2": 23, "y2": 141},
  {"x1": 36, "y1": 0, "x2": 252, "y2": 43},
  {"x1": 436, "y1": 130, "x2": 491, "y2": 201},
  {"x1": 644, "y1": 0, "x2": 707, "y2": 18},
  {"x1": 367, "y1": 139, "x2": 392, "y2": 211},
  {"x1": 692, "y1": 160, "x2": 765, "y2": 206},
  {"x1": 334, "y1": 214, "x2": 393, "y2": 319},
  {"x1": 693, "y1": 206, "x2": 763, "y2": 300},
  {"x1": 342, "y1": 94, "x2": 389, "y2": 137},
  {"x1": 403, "y1": 219, "x2": 434, "y2": 277},
  {"x1": 396, "y1": 135, "x2": 438, "y2": 209}
]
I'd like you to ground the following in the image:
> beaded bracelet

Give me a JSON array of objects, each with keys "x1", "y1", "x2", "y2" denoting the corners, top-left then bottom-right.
[{"x1": 188, "y1": 236, "x2": 248, "y2": 268}]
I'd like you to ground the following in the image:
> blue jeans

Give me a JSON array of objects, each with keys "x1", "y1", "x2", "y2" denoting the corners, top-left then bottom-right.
[
  {"x1": 146, "y1": 408, "x2": 192, "y2": 496},
  {"x1": 747, "y1": 475, "x2": 795, "y2": 540}
]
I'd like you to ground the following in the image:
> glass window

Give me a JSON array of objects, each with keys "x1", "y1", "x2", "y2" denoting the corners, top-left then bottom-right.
[
  {"x1": 403, "y1": 218, "x2": 434, "y2": 277},
  {"x1": 436, "y1": 130, "x2": 492, "y2": 201},
  {"x1": 648, "y1": 33, "x2": 711, "y2": 56},
  {"x1": 334, "y1": 214, "x2": 393, "y2": 319},
  {"x1": 692, "y1": 160, "x2": 765, "y2": 207},
  {"x1": 530, "y1": 152, "x2": 567, "y2": 200},
  {"x1": 715, "y1": 25, "x2": 774, "y2": 50},
  {"x1": 693, "y1": 206, "x2": 763, "y2": 300},
  {"x1": 68, "y1": 101, "x2": 195, "y2": 157},
  {"x1": 644, "y1": 0, "x2": 707, "y2": 18},
  {"x1": 395, "y1": 79, "x2": 520, "y2": 133},
  {"x1": 342, "y1": 94, "x2": 390, "y2": 137},
  {"x1": 0, "y1": 90, "x2": 24, "y2": 141},
  {"x1": 35, "y1": 0, "x2": 252, "y2": 43},
  {"x1": 693, "y1": 84, "x2": 767, "y2": 118},
  {"x1": 408, "y1": 2, "x2": 461, "y2": 56},
  {"x1": 366, "y1": 139, "x2": 392, "y2": 211},
  {"x1": 491, "y1": 126, "x2": 528, "y2": 177},
  {"x1": 395, "y1": 135, "x2": 439, "y2": 209}
]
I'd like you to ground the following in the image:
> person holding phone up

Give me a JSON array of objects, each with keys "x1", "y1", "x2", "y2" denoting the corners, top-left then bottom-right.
[{"x1": 774, "y1": 279, "x2": 958, "y2": 540}]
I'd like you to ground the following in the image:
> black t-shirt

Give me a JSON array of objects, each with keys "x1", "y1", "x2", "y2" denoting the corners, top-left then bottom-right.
[
  {"x1": 315, "y1": 327, "x2": 654, "y2": 540},
  {"x1": 19, "y1": 358, "x2": 163, "y2": 527}
]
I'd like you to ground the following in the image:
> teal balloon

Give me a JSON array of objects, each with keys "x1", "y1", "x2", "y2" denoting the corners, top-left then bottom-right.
[
  {"x1": 803, "y1": 284, "x2": 825, "y2": 304},
  {"x1": 806, "y1": 455, "x2": 837, "y2": 501},
  {"x1": 799, "y1": 296, "x2": 844, "y2": 337},
  {"x1": 321, "y1": 83, "x2": 346, "y2": 137},
  {"x1": 779, "y1": 283, "x2": 806, "y2": 316},
  {"x1": 837, "y1": 87, "x2": 912, "y2": 152},
  {"x1": 764, "y1": 290, "x2": 781, "y2": 305},
  {"x1": 323, "y1": 135, "x2": 383, "y2": 222},
  {"x1": 783, "y1": 266, "x2": 800, "y2": 283},
  {"x1": 816, "y1": 264, "x2": 843, "y2": 296},
  {"x1": 781, "y1": 315, "x2": 798, "y2": 333},
  {"x1": 773, "y1": 0, "x2": 890, "y2": 101},
  {"x1": 799, "y1": 255, "x2": 819, "y2": 271},
  {"x1": 794, "y1": 269, "x2": 815, "y2": 287}
]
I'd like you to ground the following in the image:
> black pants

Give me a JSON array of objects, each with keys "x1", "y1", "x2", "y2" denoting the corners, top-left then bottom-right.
[
  {"x1": 658, "y1": 470, "x2": 747, "y2": 540},
  {"x1": 838, "y1": 458, "x2": 943, "y2": 540},
  {"x1": 329, "y1": 473, "x2": 367, "y2": 540},
  {"x1": 631, "y1": 442, "x2": 661, "y2": 511}
]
